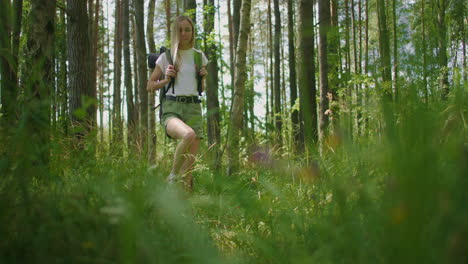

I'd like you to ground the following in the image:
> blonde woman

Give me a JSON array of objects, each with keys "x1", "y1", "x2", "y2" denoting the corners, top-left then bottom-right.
[{"x1": 147, "y1": 16, "x2": 208, "y2": 190}]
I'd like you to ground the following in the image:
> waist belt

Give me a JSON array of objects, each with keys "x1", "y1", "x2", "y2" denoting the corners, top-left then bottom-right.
[{"x1": 166, "y1": 95, "x2": 201, "y2": 104}]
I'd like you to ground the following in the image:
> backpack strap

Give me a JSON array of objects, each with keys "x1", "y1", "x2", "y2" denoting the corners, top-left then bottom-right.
[
  {"x1": 193, "y1": 50, "x2": 203, "y2": 96},
  {"x1": 158, "y1": 49, "x2": 175, "y2": 124}
]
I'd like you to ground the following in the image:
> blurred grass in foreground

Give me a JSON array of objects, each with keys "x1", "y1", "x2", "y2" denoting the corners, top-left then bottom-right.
[{"x1": 0, "y1": 81, "x2": 466, "y2": 263}]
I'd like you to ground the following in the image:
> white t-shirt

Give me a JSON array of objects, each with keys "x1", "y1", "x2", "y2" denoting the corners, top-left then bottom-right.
[{"x1": 156, "y1": 48, "x2": 208, "y2": 96}]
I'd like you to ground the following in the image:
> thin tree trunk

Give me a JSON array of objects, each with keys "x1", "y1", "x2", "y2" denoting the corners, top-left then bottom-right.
[
  {"x1": 147, "y1": 0, "x2": 157, "y2": 162},
  {"x1": 318, "y1": 0, "x2": 330, "y2": 147},
  {"x1": 329, "y1": 0, "x2": 340, "y2": 127},
  {"x1": 0, "y1": 1, "x2": 15, "y2": 129},
  {"x1": 227, "y1": 0, "x2": 235, "y2": 96},
  {"x1": 298, "y1": 0, "x2": 318, "y2": 154},
  {"x1": 437, "y1": 0, "x2": 449, "y2": 98},
  {"x1": 268, "y1": 0, "x2": 274, "y2": 134},
  {"x1": 165, "y1": 0, "x2": 171, "y2": 40},
  {"x1": 288, "y1": 0, "x2": 299, "y2": 152},
  {"x1": 123, "y1": 0, "x2": 136, "y2": 147},
  {"x1": 233, "y1": 0, "x2": 241, "y2": 53},
  {"x1": 113, "y1": 0, "x2": 123, "y2": 153},
  {"x1": 59, "y1": 7, "x2": 68, "y2": 134},
  {"x1": 134, "y1": 0, "x2": 149, "y2": 155},
  {"x1": 421, "y1": 0, "x2": 428, "y2": 104},
  {"x1": 132, "y1": 17, "x2": 140, "y2": 129},
  {"x1": 364, "y1": 0, "x2": 369, "y2": 133},
  {"x1": 228, "y1": 0, "x2": 252, "y2": 175},
  {"x1": 376, "y1": 0, "x2": 392, "y2": 99},
  {"x1": 12, "y1": 0, "x2": 23, "y2": 88},
  {"x1": 204, "y1": 0, "x2": 222, "y2": 169},
  {"x1": 392, "y1": 0, "x2": 398, "y2": 100},
  {"x1": 273, "y1": 0, "x2": 282, "y2": 146}
]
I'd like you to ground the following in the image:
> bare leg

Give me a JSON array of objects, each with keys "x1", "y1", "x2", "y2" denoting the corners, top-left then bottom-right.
[
  {"x1": 166, "y1": 118, "x2": 196, "y2": 176},
  {"x1": 180, "y1": 138, "x2": 200, "y2": 191}
]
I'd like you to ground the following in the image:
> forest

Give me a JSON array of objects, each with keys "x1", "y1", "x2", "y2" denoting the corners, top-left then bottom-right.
[{"x1": 0, "y1": 0, "x2": 467, "y2": 263}]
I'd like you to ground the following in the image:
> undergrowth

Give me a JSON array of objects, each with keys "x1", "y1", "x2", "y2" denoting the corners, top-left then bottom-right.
[{"x1": 0, "y1": 83, "x2": 466, "y2": 263}]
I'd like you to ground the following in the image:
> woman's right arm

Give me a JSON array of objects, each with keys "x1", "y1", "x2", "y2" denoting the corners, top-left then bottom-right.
[{"x1": 147, "y1": 65, "x2": 170, "y2": 92}]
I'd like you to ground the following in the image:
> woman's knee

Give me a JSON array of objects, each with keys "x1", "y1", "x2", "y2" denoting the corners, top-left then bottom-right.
[{"x1": 182, "y1": 129, "x2": 196, "y2": 142}]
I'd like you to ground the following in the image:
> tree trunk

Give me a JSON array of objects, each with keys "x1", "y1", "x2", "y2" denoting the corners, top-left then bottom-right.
[
  {"x1": 329, "y1": 0, "x2": 340, "y2": 125},
  {"x1": 185, "y1": 0, "x2": 197, "y2": 24},
  {"x1": 298, "y1": 0, "x2": 318, "y2": 154},
  {"x1": 23, "y1": 0, "x2": 57, "y2": 173},
  {"x1": 123, "y1": 0, "x2": 136, "y2": 147},
  {"x1": 268, "y1": 0, "x2": 274, "y2": 134},
  {"x1": 132, "y1": 17, "x2": 140, "y2": 129},
  {"x1": 204, "y1": 0, "x2": 222, "y2": 169},
  {"x1": 273, "y1": 0, "x2": 282, "y2": 146},
  {"x1": 165, "y1": 0, "x2": 171, "y2": 40},
  {"x1": 376, "y1": 0, "x2": 392, "y2": 99},
  {"x1": 0, "y1": 1, "x2": 15, "y2": 129},
  {"x1": 288, "y1": 0, "x2": 298, "y2": 150},
  {"x1": 318, "y1": 0, "x2": 330, "y2": 146},
  {"x1": 437, "y1": 0, "x2": 449, "y2": 98},
  {"x1": 233, "y1": 0, "x2": 241, "y2": 53},
  {"x1": 392, "y1": 0, "x2": 398, "y2": 100},
  {"x1": 227, "y1": 0, "x2": 252, "y2": 175},
  {"x1": 421, "y1": 0, "x2": 428, "y2": 104},
  {"x1": 12, "y1": 0, "x2": 23, "y2": 88},
  {"x1": 113, "y1": 0, "x2": 123, "y2": 153},
  {"x1": 133, "y1": 0, "x2": 148, "y2": 154},
  {"x1": 227, "y1": 0, "x2": 235, "y2": 95},
  {"x1": 59, "y1": 7, "x2": 68, "y2": 134},
  {"x1": 147, "y1": 0, "x2": 157, "y2": 162},
  {"x1": 67, "y1": 0, "x2": 95, "y2": 141}
]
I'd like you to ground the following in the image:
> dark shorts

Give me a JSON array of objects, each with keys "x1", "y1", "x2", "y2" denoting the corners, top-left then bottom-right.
[{"x1": 161, "y1": 99, "x2": 204, "y2": 139}]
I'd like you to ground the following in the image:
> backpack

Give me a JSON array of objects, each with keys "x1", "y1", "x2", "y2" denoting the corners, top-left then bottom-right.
[{"x1": 148, "y1": 47, "x2": 204, "y2": 124}]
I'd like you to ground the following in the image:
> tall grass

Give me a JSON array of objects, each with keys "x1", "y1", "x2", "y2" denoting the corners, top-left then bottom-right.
[{"x1": 0, "y1": 80, "x2": 466, "y2": 263}]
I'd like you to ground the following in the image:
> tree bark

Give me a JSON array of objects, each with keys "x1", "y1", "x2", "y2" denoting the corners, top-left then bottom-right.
[
  {"x1": 376, "y1": 0, "x2": 392, "y2": 99},
  {"x1": 12, "y1": 0, "x2": 23, "y2": 88},
  {"x1": 437, "y1": 0, "x2": 449, "y2": 98},
  {"x1": 123, "y1": 0, "x2": 136, "y2": 146},
  {"x1": 228, "y1": 0, "x2": 252, "y2": 175},
  {"x1": 392, "y1": 0, "x2": 398, "y2": 100},
  {"x1": 298, "y1": 0, "x2": 318, "y2": 154},
  {"x1": 67, "y1": 0, "x2": 95, "y2": 141},
  {"x1": 113, "y1": 0, "x2": 123, "y2": 153},
  {"x1": 421, "y1": 0, "x2": 428, "y2": 104},
  {"x1": 165, "y1": 0, "x2": 171, "y2": 40},
  {"x1": 59, "y1": 7, "x2": 68, "y2": 134},
  {"x1": 268, "y1": 0, "x2": 274, "y2": 133},
  {"x1": 227, "y1": 0, "x2": 235, "y2": 95},
  {"x1": 204, "y1": 0, "x2": 222, "y2": 169},
  {"x1": 147, "y1": 0, "x2": 157, "y2": 162},
  {"x1": 24, "y1": 0, "x2": 57, "y2": 173},
  {"x1": 318, "y1": 0, "x2": 330, "y2": 146},
  {"x1": 0, "y1": 0, "x2": 15, "y2": 129},
  {"x1": 133, "y1": 0, "x2": 149, "y2": 154},
  {"x1": 273, "y1": 0, "x2": 282, "y2": 145}
]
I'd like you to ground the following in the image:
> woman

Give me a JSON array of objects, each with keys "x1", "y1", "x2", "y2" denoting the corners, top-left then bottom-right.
[{"x1": 147, "y1": 16, "x2": 208, "y2": 190}]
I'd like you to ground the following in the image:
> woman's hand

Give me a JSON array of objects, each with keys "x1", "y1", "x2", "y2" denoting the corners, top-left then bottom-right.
[
  {"x1": 199, "y1": 66, "x2": 208, "y2": 78},
  {"x1": 165, "y1": 65, "x2": 177, "y2": 80}
]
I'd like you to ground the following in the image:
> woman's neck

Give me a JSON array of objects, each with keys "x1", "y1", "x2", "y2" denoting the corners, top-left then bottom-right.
[{"x1": 179, "y1": 44, "x2": 191, "y2": 50}]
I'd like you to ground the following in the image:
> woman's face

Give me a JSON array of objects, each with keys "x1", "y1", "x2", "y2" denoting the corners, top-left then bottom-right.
[{"x1": 179, "y1": 20, "x2": 193, "y2": 47}]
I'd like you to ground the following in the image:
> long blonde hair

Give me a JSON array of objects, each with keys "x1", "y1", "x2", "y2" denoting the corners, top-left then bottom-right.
[{"x1": 170, "y1": 16, "x2": 195, "y2": 68}]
